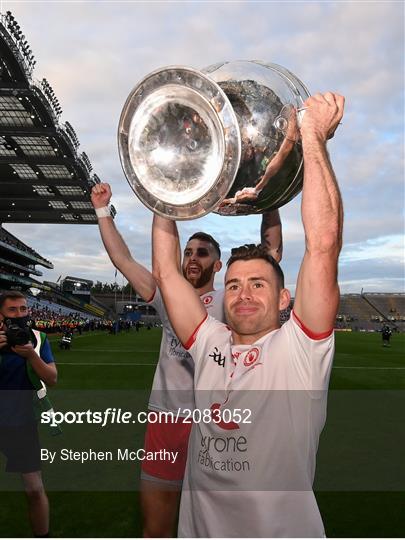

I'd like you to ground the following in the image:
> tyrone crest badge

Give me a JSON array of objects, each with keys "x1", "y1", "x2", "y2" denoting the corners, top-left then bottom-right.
[{"x1": 243, "y1": 347, "x2": 260, "y2": 367}]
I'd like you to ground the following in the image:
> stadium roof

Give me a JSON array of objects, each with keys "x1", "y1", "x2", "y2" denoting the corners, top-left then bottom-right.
[
  {"x1": 0, "y1": 11, "x2": 116, "y2": 225},
  {"x1": 62, "y1": 275, "x2": 93, "y2": 286}
]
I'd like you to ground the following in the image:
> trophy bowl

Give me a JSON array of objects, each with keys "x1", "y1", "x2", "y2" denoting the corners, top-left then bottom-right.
[{"x1": 118, "y1": 60, "x2": 310, "y2": 219}]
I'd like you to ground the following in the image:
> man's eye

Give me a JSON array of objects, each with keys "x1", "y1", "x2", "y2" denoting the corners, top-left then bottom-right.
[
  {"x1": 228, "y1": 284, "x2": 238, "y2": 291},
  {"x1": 253, "y1": 282, "x2": 264, "y2": 288},
  {"x1": 196, "y1": 249, "x2": 209, "y2": 257}
]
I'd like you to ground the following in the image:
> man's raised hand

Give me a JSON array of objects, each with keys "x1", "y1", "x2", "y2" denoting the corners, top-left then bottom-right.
[
  {"x1": 300, "y1": 92, "x2": 345, "y2": 142},
  {"x1": 91, "y1": 182, "x2": 112, "y2": 209}
]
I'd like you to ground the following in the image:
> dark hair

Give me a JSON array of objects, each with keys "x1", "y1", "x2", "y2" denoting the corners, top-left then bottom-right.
[
  {"x1": 0, "y1": 290, "x2": 26, "y2": 309},
  {"x1": 226, "y1": 244, "x2": 285, "y2": 288},
  {"x1": 187, "y1": 232, "x2": 221, "y2": 259}
]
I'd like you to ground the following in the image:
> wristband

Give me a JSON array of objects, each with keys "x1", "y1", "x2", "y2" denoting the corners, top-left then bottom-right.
[{"x1": 95, "y1": 206, "x2": 111, "y2": 219}]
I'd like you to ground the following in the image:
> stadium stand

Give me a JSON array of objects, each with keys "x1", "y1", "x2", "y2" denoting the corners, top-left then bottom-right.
[
  {"x1": 60, "y1": 275, "x2": 92, "y2": 304},
  {"x1": 0, "y1": 226, "x2": 52, "y2": 265},
  {"x1": 40, "y1": 283, "x2": 110, "y2": 318},
  {"x1": 0, "y1": 225, "x2": 110, "y2": 318},
  {"x1": 26, "y1": 296, "x2": 92, "y2": 317},
  {"x1": 0, "y1": 11, "x2": 117, "y2": 225},
  {"x1": 0, "y1": 11, "x2": 114, "y2": 323},
  {"x1": 337, "y1": 294, "x2": 377, "y2": 330},
  {"x1": 0, "y1": 224, "x2": 53, "y2": 290},
  {"x1": 363, "y1": 293, "x2": 405, "y2": 323},
  {"x1": 334, "y1": 293, "x2": 405, "y2": 332}
]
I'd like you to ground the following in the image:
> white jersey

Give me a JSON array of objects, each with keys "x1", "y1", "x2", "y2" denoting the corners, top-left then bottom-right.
[
  {"x1": 179, "y1": 312, "x2": 334, "y2": 538},
  {"x1": 148, "y1": 288, "x2": 224, "y2": 413}
]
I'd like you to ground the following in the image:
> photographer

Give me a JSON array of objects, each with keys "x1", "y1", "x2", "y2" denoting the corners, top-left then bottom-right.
[{"x1": 0, "y1": 291, "x2": 57, "y2": 537}]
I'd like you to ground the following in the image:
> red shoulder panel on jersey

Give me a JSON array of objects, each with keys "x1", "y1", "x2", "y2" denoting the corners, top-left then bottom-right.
[
  {"x1": 183, "y1": 314, "x2": 208, "y2": 350},
  {"x1": 292, "y1": 310, "x2": 333, "y2": 340}
]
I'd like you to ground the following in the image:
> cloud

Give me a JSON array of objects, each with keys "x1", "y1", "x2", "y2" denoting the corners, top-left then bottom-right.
[{"x1": 341, "y1": 235, "x2": 404, "y2": 264}]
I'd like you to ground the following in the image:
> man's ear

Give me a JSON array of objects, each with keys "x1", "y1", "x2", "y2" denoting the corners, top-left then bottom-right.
[
  {"x1": 214, "y1": 260, "x2": 222, "y2": 273},
  {"x1": 279, "y1": 288, "x2": 291, "y2": 311}
]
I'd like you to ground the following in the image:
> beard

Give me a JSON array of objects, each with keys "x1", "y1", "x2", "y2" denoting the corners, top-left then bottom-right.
[{"x1": 183, "y1": 261, "x2": 215, "y2": 289}]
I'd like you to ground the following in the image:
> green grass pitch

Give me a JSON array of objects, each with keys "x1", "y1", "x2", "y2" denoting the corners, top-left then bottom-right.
[{"x1": 0, "y1": 329, "x2": 404, "y2": 537}]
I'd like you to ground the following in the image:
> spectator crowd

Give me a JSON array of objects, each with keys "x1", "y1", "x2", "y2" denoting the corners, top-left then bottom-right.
[{"x1": 29, "y1": 305, "x2": 113, "y2": 334}]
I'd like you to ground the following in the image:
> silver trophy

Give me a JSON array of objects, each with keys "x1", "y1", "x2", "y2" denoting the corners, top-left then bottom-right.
[{"x1": 118, "y1": 60, "x2": 310, "y2": 219}]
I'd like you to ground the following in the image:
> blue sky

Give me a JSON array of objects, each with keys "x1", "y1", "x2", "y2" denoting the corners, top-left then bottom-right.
[{"x1": 1, "y1": 0, "x2": 404, "y2": 294}]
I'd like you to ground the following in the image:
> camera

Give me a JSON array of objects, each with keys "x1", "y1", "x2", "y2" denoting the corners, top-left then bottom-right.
[{"x1": 4, "y1": 317, "x2": 31, "y2": 347}]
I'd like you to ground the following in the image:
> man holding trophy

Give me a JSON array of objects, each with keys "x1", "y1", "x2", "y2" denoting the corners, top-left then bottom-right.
[
  {"x1": 109, "y1": 61, "x2": 344, "y2": 536},
  {"x1": 151, "y1": 90, "x2": 344, "y2": 536}
]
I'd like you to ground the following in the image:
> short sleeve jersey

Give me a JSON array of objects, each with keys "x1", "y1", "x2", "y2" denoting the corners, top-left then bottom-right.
[
  {"x1": 178, "y1": 312, "x2": 334, "y2": 538},
  {"x1": 0, "y1": 334, "x2": 54, "y2": 426},
  {"x1": 148, "y1": 288, "x2": 224, "y2": 413}
]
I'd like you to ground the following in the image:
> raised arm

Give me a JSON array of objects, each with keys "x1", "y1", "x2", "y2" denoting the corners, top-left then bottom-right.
[
  {"x1": 91, "y1": 183, "x2": 156, "y2": 301},
  {"x1": 293, "y1": 92, "x2": 345, "y2": 333},
  {"x1": 152, "y1": 215, "x2": 206, "y2": 347},
  {"x1": 261, "y1": 209, "x2": 283, "y2": 263}
]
